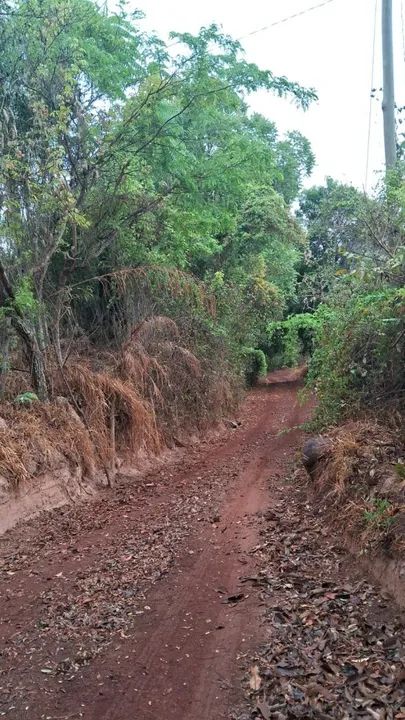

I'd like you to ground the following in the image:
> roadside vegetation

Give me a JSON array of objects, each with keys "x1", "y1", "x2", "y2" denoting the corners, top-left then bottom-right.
[
  {"x1": 0, "y1": 0, "x2": 403, "y2": 494},
  {"x1": 291, "y1": 173, "x2": 405, "y2": 559},
  {"x1": 0, "y1": 0, "x2": 316, "y2": 486}
]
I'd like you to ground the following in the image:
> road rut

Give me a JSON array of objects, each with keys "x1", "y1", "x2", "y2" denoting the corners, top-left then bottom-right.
[{"x1": 0, "y1": 369, "x2": 309, "y2": 719}]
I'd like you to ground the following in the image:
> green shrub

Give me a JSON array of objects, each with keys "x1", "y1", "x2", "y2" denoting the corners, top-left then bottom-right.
[
  {"x1": 364, "y1": 498, "x2": 394, "y2": 530},
  {"x1": 267, "y1": 313, "x2": 320, "y2": 367},
  {"x1": 307, "y1": 288, "x2": 405, "y2": 426},
  {"x1": 14, "y1": 392, "x2": 39, "y2": 405},
  {"x1": 242, "y1": 347, "x2": 268, "y2": 385}
]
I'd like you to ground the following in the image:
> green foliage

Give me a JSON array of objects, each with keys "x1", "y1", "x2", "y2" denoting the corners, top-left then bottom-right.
[
  {"x1": 274, "y1": 131, "x2": 315, "y2": 205},
  {"x1": 363, "y1": 498, "x2": 394, "y2": 530},
  {"x1": 14, "y1": 392, "x2": 39, "y2": 405},
  {"x1": 232, "y1": 186, "x2": 305, "y2": 297},
  {"x1": 0, "y1": 0, "x2": 318, "y2": 399},
  {"x1": 242, "y1": 348, "x2": 267, "y2": 386},
  {"x1": 1, "y1": 0, "x2": 403, "y2": 437},
  {"x1": 296, "y1": 179, "x2": 370, "y2": 311},
  {"x1": 289, "y1": 167, "x2": 405, "y2": 431},
  {"x1": 267, "y1": 313, "x2": 320, "y2": 368},
  {"x1": 395, "y1": 462, "x2": 405, "y2": 479},
  {"x1": 307, "y1": 288, "x2": 405, "y2": 426},
  {"x1": 296, "y1": 171, "x2": 405, "y2": 313},
  {"x1": 14, "y1": 278, "x2": 38, "y2": 317}
]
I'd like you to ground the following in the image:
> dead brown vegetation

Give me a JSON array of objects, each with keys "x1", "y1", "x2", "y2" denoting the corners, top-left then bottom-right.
[
  {"x1": 0, "y1": 403, "x2": 96, "y2": 491},
  {"x1": 305, "y1": 420, "x2": 405, "y2": 556},
  {"x1": 0, "y1": 315, "x2": 236, "y2": 492}
]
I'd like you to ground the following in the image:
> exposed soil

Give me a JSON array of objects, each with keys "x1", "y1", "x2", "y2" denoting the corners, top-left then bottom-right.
[{"x1": 0, "y1": 369, "x2": 403, "y2": 720}]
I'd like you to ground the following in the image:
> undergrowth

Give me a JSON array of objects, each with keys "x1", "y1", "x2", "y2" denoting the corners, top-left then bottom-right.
[
  {"x1": 363, "y1": 498, "x2": 395, "y2": 531},
  {"x1": 242, "y1": 348, "x2": 268, "y2": 385},
  {"x1": 0, "y1": 315, "x2": 237, "y2": 490},
  {"x1": 307, "y1": 288, "x2": 405, "y2": 427},
  {"x1": 307, "y1": 420, "x2": 405, "y2": 555},
  {"x1": 267, "y1": 313, "x2": 320, "y2": 368}
]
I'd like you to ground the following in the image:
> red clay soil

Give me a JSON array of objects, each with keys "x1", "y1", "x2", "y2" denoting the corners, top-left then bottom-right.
[{"x1": 0, "y1": 368, "x2": 310, "y2": 719}]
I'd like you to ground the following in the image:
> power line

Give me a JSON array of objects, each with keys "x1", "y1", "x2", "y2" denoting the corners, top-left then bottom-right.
[
  {"x1": 168, "y1": 0, "x2": 338, "y2": 49},
  {"x1": 365, "y1": 0, "x2": 379, "y2": 192},
  {"x1": 237, "y1": 0, "x2": 338, "y2": 42}
]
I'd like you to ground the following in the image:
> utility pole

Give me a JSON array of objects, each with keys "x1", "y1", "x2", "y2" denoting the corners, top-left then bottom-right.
[{"x1": 382, "y1": 0, "x2": 396, "y2": 169}]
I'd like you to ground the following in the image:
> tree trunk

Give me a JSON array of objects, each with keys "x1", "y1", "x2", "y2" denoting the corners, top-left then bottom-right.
[
  {"x1": 0, "y1": 261, "x2": 49, "y2": 401},
  {"x1": 12, "y1": 315, "x2": 49, "y2": 401},
  {"x1": 53, "y1": 290, "x2": 64, "y2": 367},
  {"x1": 0, "y1": 317, "x2": 10, "y2": 398}
]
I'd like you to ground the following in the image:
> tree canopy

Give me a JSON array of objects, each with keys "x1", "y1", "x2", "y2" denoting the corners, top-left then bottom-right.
[{"x1": 0, "y1": 0, "x2": 318, "y2": 397}]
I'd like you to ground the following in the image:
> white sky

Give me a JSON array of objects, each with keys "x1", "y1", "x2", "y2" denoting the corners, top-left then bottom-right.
[{"x1": 134, "y1": 0, "x2": 405, "y2": 190}]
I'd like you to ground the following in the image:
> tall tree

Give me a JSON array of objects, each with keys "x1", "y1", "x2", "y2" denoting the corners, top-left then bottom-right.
[{"x1": 0, "y1": 1, "x2": 316, "y2": 395}]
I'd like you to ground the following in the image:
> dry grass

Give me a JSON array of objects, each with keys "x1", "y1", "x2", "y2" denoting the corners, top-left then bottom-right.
[
  {"x1": 308, "y1": 419, "x2": 405, "y2": 555},
  {"x1": 0, "y1": 403, "x2": 96, "y2": 491},
  {"x1": 131, "y1": 316, "x2": 180, "y2": 345},
  {"x1": 312, "y1": 421, "x2": 401, "y2": 495},
  {"x1": 61, "y1": 363, "x2": 160, "y2": 465},
  {"x1": 117, "y1": 314, "x2": 233, "y2": 442},
  {"x1": 0, "y1": 315, "x2": 237, "y2": 491}
]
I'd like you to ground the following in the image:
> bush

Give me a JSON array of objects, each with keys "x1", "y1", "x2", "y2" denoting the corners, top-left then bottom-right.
[
  {"x1": 307, "y1": 288, "x2": 405, "y2": 426},
  {"x1": 267, "y1": 313, "x2": 320, "y2": 367},
  {"x1": 242, "y1": 348, "x2": 268, "y2": 385}
]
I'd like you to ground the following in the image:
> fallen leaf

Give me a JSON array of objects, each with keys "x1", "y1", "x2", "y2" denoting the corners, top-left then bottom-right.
[
  {"x1": 256, "y1": 698, "x2": 272, "y2": 719},
  {"x1": 223, "y1": 592, "x2": 244, "y2": 605},
  {"x1": 249, "y1": 664, "x2": 262, "y2": 692}
]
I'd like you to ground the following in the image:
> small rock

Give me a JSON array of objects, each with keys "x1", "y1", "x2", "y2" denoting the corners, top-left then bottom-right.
[
  {"x1": 302, "y1": 436, "x2": 332, "y2": 473},
  {"x1": 224, "y1": 419, "x2": 239, "y2": 429}
]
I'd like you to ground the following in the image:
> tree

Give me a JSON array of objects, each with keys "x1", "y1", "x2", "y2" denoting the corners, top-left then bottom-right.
[{"x1": 0, "y1": 1, "x2": 317, "y2": 395}]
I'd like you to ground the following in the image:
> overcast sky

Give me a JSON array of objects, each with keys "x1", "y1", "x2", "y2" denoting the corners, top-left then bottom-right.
[{"x1": 134, "y1": 0, "x2": 405, "y2": 190}]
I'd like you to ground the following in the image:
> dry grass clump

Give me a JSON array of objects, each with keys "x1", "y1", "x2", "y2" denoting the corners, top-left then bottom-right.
[
  {"x1": 61, "y1": 363, "x2": 160, "y2": 466},
  {"x1": 117, "y1": 314, "x2": 235, "y2": 442},
  {"x1": 118, "y1": 321, "x2": 170, "y2": 409},
  {"x1": 160, "y1": 342, "x2": 202, "y2": 379},
  {"x1": 312, "y1": 421, "x2": 402, "y2": 496},
  {"x1": 0, "y1": 314, "x2": 238, "y2": 491},
  {"x1": 0, "y1": 403, "x2": 96, "y2": 491},
  {"x1": 0, "y1": 356, "x2": 162, "y2": 492},
  {"x1": 132, "y1": 316, "x2": 180, "y2": 345},
  {"x1": 308, "y1": 420, "x2": 405, "y2": 554}
]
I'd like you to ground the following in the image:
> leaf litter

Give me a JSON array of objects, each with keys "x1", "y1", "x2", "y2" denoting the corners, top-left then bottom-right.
[
  {"x1": 0, "y1": 446, "x2": 244, "y2": 716},
  {"x1": 240, "y1": 476, "x2": 405, "y2": 720}
]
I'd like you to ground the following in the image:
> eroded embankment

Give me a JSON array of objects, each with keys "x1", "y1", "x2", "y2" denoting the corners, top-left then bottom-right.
[
  {"x1": 0, "y1": 316, "x2": 237, "y2": 534},
  {"x1": 303, "y1": 420, "x2": 405, "y2": 608}
]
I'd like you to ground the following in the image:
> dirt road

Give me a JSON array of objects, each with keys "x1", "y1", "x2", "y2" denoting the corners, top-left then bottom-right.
[
  {"x1": 0, "y1": 368, "x2": 309, "y2": 719},
  {"x1": 2, "y1": 369, "x2": 403, "y2": 720}
]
